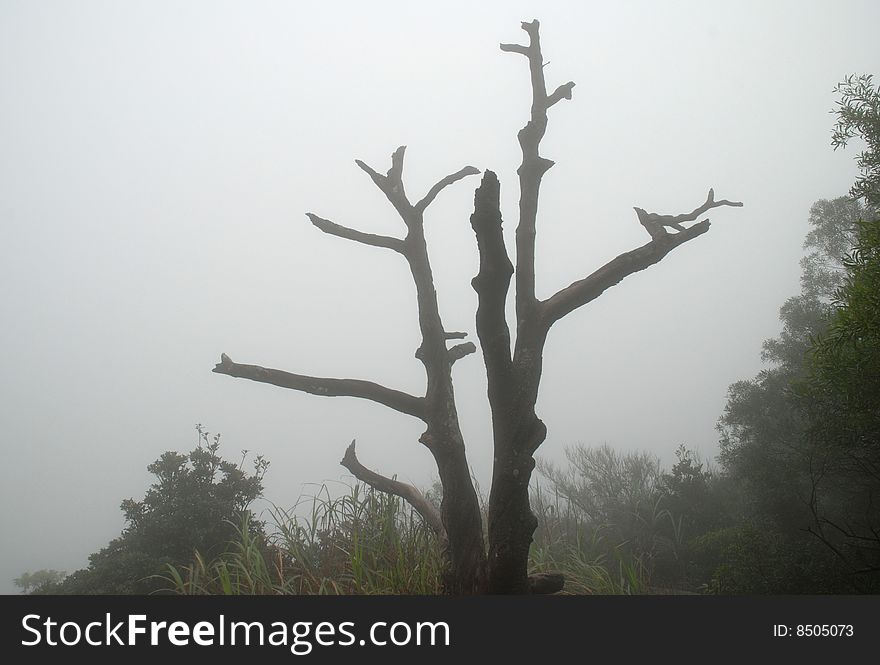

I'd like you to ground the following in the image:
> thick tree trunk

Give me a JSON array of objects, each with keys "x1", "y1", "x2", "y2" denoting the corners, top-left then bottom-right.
[
  {"x1": 432, "y1": 438, "x2": 488, "y2": 593},
  {"x1": 487, "y1": 403, "x2": 547, "y2": 591},
  {"x1": 470, "y1": 170, "x2": 549, "y2": 592},
  {"x1": 218, "y1": 20, "x2": 741, "y2": 596},
  {"x1": 487, "y1": 334, "x2": 548, "y2": 592},
  {"x1": 472, "y1": 21, "x2": 740, "y2": 593}
]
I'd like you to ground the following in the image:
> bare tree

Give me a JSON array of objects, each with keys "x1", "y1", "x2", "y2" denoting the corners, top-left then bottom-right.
[{"x1": 213, "y1": 20, "x2": 742, "y2": 594}]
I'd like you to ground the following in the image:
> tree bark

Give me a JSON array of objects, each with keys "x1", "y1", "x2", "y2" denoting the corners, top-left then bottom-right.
[
  {"x1": 341, "y1": 440, "x2": 446, "y2": 541},
  {"x1": 474, "y1": 20, "x2": 741, "y2": 593},
  {"x1": 215, "y1": 150, "x2": 487, "y2": 594},
  {"x1": 217, "y1": 20, "x2": 741, "y2": 596}
]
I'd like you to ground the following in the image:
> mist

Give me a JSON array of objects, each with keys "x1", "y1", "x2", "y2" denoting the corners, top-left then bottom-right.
[{"x1": 1, "y1": 0, "x2": 877, "y2": 593}]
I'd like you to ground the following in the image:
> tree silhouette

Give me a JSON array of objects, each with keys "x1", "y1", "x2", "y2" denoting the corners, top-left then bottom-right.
[{"x1": 214, "y1": 20, "x2": 741, "y2": 594}]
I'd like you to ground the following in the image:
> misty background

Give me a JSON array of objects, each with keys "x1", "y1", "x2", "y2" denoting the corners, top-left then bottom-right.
[{"x1": 1, "y1": 0, "x2": 876, "y2": 593}]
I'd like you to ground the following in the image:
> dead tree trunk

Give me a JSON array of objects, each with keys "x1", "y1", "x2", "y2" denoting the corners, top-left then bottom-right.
[
  {"x1": 214, "y1": 19, "x2": 741, "y2": 595},
  {"x1": 473, "y1": 20, "x2": 743, "y2": 593},
  {"x1": 213, "y1": 149, "x2": 488, "y2": 594}
]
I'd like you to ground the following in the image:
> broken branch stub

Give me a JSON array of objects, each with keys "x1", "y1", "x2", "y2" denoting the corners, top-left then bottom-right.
[{"x1": 341, "y1": 440, "x2": 446, "y2": 541}]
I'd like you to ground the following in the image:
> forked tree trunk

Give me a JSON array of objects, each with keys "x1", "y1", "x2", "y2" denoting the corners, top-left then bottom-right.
[
  {"x1": 476, "y1": 20, "x2": 742, "y2": 592},
  {"x1": 214, "y1": 19, "x2": 741, "y2": 594}
]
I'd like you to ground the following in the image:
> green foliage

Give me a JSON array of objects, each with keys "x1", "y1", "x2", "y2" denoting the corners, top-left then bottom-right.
[
  {"x1": 800, "y1": 217, "x2": 880, "y2": 583},
  {"x1": 775, "y1": 73, "x2": 880, "y2": 585},
  {"x1": 809, "y1": 217, "x2": 880, "y2": 425},
  {"x1": 717, "y1": 190, "x2": 879, "y2": 592},
  {"x1": 13, "y1": 569, "x2": 66, "y2": 594},
  {"x1": 718, "y1": 198, "x2": 865, "y2": 526},
  {"x1": 833, "y1": 74, "x2": 880, "y2": 206},
  {"x1": 535, "y1": 444, "x2": 699, "y2": 592},
  {"x1": 537, "y1": 444, "x2": 665, "y2": 546},
  {"x1": 660, "y1": 446, "x2": 728, "y2": 534},
  {"x1": 165, "y1": 484, "x2": 446, "y2": 595},
  {"x1": 717, "y1": 199, "x2": 862, "y2": 530},
  {"x1": 119, "y1": 426, "x2": 268, "y2": 565},
  {"x1": 529, "y1": 483, "x2": 652, "y2": 594},
  {"x1": 798, "y1": 198, "x2": 862, "y2": 302},
  {"x1": 690, "y1": 524, "x2": 844, "y2": 594},
  {"x1": 718, "y1": 372, "x2": 813, "y2": 532},
  {"x1": 161, "y1": 515, "x2": 289, "y2": 595},
  {"x1": 42, "y1": 425, "x2": 268, "y2": 594}
]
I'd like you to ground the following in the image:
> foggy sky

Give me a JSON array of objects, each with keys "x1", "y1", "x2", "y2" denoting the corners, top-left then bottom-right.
[{"x1": 1, "y1": 0, "x2": 877, "y2": 593}]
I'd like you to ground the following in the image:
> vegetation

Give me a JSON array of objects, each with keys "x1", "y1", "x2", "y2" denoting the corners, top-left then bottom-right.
[
  {"x1": 833, "y1": 74, "x2": 880, "y2": 207},
  {"x1": 210, "y1": 19, "x2": 741, "y2": 594},
  {"x1": 705, "y1": 72, "x2": 880, "y2": 593},
  {"x1": 164, "y1": 486, "x2": 446, "y2": 595},
  {"x1": 29, "y1": 426, "x2": 268, "y2": 594},
  {"x1": 13, "y1": 569, "x2": 66, "y2": 594},
  {"x1": 800, "y1": 217, "x2": 880, "y2": 582},
  {"x1": 16, "y1": 67, "x2": 879, "y2": 598},
  {"x1": 800, "y1": 73, "x2": 880, "y2": 579},
  {"x1": 22, "y1": 185, "x2": 878, "y2": 595}
]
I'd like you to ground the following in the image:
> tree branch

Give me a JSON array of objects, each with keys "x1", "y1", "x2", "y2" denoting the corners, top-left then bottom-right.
[
  {"x1": 356, "y1": 146, "x2": 412, "y2": 218},
  {"x1": 306, "y1": 213, "x2": 406, "y2": 253},
  {"x1": 416, "y1": 166, "x2": 481, "y2": 213},
  {"x1": 354, "y1": 158, "x2": 384, "y2": 185},
  {"x1": 541, "y1": 189, "x2": 743, "y2": 325},
  {"x1": 546, "y1": 81, "x2": 576, "y2": 108},
  {"x1": 448, "y1": 342, "x2": 477, "y2": 364},
  {"x1": 634, "y1": 188, "x2": 743, "y2": 240},
  {"x1": 213, "y1": 354, "x2": 427, "y2": 420},
  {"x1": 293, "y1": 145, "x2": 486, "y2": 588},
  {"x1": 387, "y1": 145, "x2": 406, "y2": 184},
  {"x1": 501, "y1": 19, "x2": 574, "y2": 326},
  {"x1": 350, "y1": 148, "x2": 476, "y2": 402},
  {"x1": 499, "y1": 43, "x2": 529, "y2": 56},
  {"x1": 541, "y1": 221, "x2": 712, "y2": 326},
  {"x1": 341, "y1": 440, "x2": 446, "y2": 540}
]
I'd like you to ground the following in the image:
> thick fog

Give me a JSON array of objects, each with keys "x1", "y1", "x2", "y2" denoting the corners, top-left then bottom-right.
[{"x1": 1, "y1": 0, "x2": 877, "y2": 592}]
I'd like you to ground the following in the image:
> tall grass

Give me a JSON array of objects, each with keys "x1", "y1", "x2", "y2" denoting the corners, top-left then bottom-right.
[
  {"x1": 163, "y1": 479, "x2": 673, "y2": 595},
  {"x1": 529, "y1": 483, "x2": 651, "y2": 594},
  {"x1": 162, "y1": 484, "x2": 445, "y2": 595}
]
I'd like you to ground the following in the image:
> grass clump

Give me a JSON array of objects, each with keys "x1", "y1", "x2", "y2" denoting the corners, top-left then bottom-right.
[{"x1": 164, "y1": 484, "x2": 445, "y2": 595}]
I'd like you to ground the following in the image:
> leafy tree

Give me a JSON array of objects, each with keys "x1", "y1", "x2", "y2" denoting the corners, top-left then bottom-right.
[
  {"x1": 42, "y1": 426, "x2": 268, "y2": 594},
  {"x1": 119, "y1": 426, "x2": 268, "y2": 564},
  {"x1": 212, "y1": 20, "x2": 741, "y2": 594},
  {"x1": 660, "y1": 446, "x2": 731, "y2": 540},
  {"x1": 715, "y1": 197, "x2": 870, "y2": 592},
  {"x1": 799, "y1": 199, "x2": 863, "y2": 302},
  {"x1": 537, "y1": 444, "x2": 681, "y2": 586},
  {"x1": 718, "y1": 198, "x2": 865, "y2": 529},
  {"x1": 536, "y1": 443, "x2": 740, "y2": 591},
  {"x1": 785, "y1": 73, "x2": 880, "y2": 585},
  {"x1": 538, "y1": 444, "x2": 664, "y2": 539},
  {"x1": 809, "y1": 219, "x2": 880, "y2": 427},
  {"x1": 689, "y1": 524, "x2": 844, "y2": 594},
  {"x1": 13, "y1": 569, "x2": 66, "y2": 594},
  {"x1": 656, "y1": 75, "x2": 880, "y2": 593},
  {"x1": 832, "y1": 74, "x2": 880, "y2": 206},
  {"x1": 803, "y1": 217, "x2": 880, "y2": 582}
]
